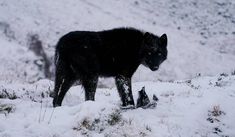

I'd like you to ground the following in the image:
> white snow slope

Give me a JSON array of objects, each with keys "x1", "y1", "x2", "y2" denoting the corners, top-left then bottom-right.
[
  {"x1": 0, "y1": 75, "x2": 235, "y2": 137},
  {"x1": 0, "y1": 0, "x2": 235, "y2": 137}
]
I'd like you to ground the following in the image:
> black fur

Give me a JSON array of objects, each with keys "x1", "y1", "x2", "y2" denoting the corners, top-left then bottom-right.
[{"x1": 52, "y1": 27, "x2": 168, "y2": 107}]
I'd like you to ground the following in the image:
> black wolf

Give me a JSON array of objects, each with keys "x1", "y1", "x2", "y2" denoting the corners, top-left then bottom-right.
[{"x1": 52, "y1": 27, "x2": 167, "y2": 107}]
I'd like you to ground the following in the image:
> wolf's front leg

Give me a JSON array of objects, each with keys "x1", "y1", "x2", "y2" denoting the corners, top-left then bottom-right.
[{"x1": 115, "y1": 75, "x2": 135, "y2": 108}]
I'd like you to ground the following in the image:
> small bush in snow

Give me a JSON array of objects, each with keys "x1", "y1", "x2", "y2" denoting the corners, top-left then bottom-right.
[
  {"x1": 0, "y1": 89, "x2": 17, "y2": 100},
  {"x1": 220, "y1": 73, "x2": 228, "y2": 77},
  {"x1": 107, "y1": 110, "x2": 122, "y2": 126},
  {"x1": 0, "y1": 104, "x2": 15, "y2": 115},
  {"x1": 207, "y1": 105, "x2": 225, "y2": 123},
  {"x1": 80, "y1": 118, "x2": 93, "y2": 131},
  {"x1": 210, "y1": 106, "x2": 225, "y2": 117},
  {"x1": 206, "y1": 105, "x2": 228, "y2": 136}
]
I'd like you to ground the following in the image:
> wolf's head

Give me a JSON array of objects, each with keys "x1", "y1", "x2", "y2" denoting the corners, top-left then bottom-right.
[{"x1": 141, "y1": 32, "x2": 168, "y2": 71}]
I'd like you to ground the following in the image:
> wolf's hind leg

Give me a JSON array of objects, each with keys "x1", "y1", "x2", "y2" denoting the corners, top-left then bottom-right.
[
  {"x1": 82, "y1": 76, "x2": 98, "y2": 101},
  {"x1": 53, "y1": 59, "x2": 75, "y2": 107}
]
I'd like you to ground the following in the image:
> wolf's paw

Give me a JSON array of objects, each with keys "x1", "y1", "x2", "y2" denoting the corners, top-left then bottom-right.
[{"x1": 120, "y1": 105, "x2": 135, "y2": 110}]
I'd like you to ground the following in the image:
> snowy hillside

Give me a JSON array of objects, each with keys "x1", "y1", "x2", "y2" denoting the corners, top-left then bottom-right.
[
  {"x1": 0, "y1": 0, "x2": 235, "y2": 137},
  {"x1": 0, "y1": 0, "x2": 235, "y2": 82},
  {"x1": 1, "y1": 74, "x2": 235, "y2": 137}
]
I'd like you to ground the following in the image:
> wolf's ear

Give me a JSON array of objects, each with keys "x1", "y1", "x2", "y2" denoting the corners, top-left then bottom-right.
[
  {"x1": 143, "y1": 32, "x2": 153, "y2": 46},
  {"x1": 160, "y1": 34, "x2": 167, "y2": 47}
]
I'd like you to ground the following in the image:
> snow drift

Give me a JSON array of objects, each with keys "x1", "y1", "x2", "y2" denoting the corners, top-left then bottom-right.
[{"x1": 1, "y1": 74, "x2": 235, "y2": 137}]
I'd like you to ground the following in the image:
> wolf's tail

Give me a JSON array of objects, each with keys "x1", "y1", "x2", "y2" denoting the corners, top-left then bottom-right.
[{"x1": 54, "y1": 39, "x2": 64, "y2": 66}]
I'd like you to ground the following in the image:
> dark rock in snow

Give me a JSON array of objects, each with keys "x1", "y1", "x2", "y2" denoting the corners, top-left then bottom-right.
[
  {"x1": 153, "y1": 94, "x2": 159, "y2": 102},
  {"x1": 136, "y1": 87, "x2": 150, "y2": 108},
  {"x1": 136, "y1": 87, "x2": 158, "y2": 109}
]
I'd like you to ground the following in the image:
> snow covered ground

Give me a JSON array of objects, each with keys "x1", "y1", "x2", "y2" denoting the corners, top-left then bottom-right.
[
  {"x1": 0, "y1": 0, "x2": 235, "y2": 136},
  {"x1": 1, "y1": 74, "x2": 235, "y2": 137}
]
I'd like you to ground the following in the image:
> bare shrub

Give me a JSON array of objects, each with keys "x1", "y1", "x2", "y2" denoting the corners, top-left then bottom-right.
[
  {"x1": 0, "y1": 104, "x2": 15, "y2": 115},
  {"x1": 0, "y1": 88, "x2": 17, "y2": 100}
]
